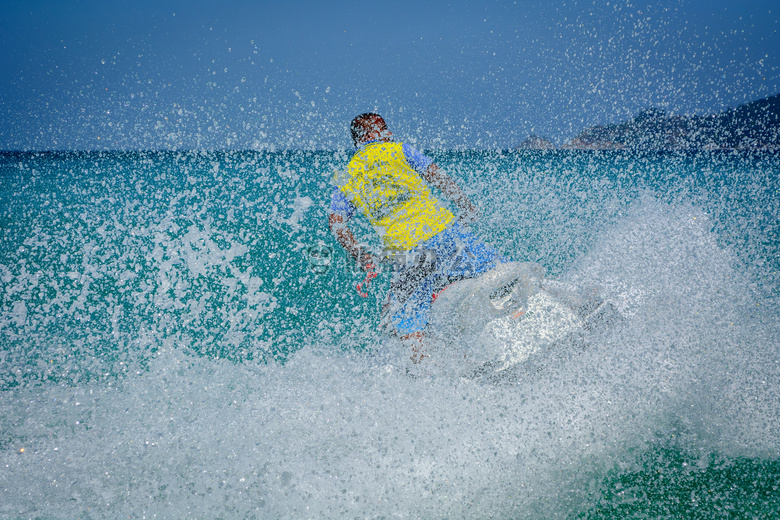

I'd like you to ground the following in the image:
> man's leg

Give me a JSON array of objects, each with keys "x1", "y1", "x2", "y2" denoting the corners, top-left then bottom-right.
[
  {"x1": 402, "y1": 331, "x2": 427, "y2": 364},
  {"x1": 382, "y1": 271, "x2": 436, "y2": 362}
]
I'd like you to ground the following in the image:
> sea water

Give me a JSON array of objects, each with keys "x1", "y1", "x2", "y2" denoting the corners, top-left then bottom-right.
[{"x1": 1, "y1": 149, "x2": 778, "y2": 518}]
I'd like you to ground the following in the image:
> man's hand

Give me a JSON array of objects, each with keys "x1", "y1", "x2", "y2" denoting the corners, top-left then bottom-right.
[
  {"x1": 357, "y1": 251, "x2": 381, "y2": 272},
  {"x1": 456, "y1": 205, "x2": 479, "y2": 226},
  {"x1": 421, "y1": 163, "x2": 479, "y2": 226},
  {"x1": 329, "y1": 213, "x2": 381, "y2": 271}
]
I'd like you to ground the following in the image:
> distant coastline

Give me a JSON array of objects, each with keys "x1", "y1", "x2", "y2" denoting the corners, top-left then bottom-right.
[{"x1": 518, "y1": 93, "x2": 780, "y2": 151}]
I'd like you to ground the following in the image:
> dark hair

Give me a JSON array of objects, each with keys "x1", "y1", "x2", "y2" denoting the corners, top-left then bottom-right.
[{"x1": 350, "y1": 113, "x2": 388, "y2": 146}]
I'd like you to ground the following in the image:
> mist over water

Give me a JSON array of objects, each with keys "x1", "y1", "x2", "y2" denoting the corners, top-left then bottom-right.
[{"x1": 1, "y1": 150, "x2": 778, "y2": 518}]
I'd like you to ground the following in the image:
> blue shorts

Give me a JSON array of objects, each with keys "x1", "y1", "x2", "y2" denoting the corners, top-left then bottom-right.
[{"x1": 382, "y1": 223, "x2": 509, "y2": 336}]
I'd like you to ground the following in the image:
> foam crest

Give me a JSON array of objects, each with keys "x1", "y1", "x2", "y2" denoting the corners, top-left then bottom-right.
[
  {"x1": 2, "y1": 198, "x2": 777, "y2": 518},
  {"x1": 2, "y1": 151, "x2": 778, "y2": 517},
  {"x1": 566, "y1": 196, "x2": 780, "y2": 454}
]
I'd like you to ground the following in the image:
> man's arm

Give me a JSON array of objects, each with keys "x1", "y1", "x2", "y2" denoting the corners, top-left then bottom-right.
[
  {"x1": 328, "y1": 213, "x2": 377, "y2": 270},
  {"x1": 421, "y1": 163, "x2": 479, "y2": 225}
]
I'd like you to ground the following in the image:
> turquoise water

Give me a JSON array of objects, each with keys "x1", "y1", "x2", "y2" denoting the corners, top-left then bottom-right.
[{"x1": 1, "y1": 150, "x2": 778, "y2": 518}]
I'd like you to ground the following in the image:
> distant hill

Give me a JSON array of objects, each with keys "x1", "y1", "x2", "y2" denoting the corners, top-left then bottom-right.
[
  {"x1": 564, "y1": 94, "x2": 780, "y2": 150},
  {"x1": 516, "y1": 135, "x2": 556, "y2": 149},
  {"x1": 520, "y1": 94, "x2": 780, "y2": 150}
]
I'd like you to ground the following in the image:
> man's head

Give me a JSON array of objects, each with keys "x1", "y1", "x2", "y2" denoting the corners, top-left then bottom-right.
[{"x1": 350, "y1": 113, "x2": 393, "y2": 147}]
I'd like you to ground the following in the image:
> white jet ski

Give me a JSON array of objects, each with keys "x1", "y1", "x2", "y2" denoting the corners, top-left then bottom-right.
[{"x1": 426, "y1": 261, "x2": 622, "y2": 382}]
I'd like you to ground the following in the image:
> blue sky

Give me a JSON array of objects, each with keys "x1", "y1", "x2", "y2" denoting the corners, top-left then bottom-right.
[{"x1": 1, "y1": 0, "x2": 778, "y2": 149}]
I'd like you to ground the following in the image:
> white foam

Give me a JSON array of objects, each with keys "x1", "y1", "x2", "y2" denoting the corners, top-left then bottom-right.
[{"x1": 1, "y1": 198, "x2": 777, "y2": 519}]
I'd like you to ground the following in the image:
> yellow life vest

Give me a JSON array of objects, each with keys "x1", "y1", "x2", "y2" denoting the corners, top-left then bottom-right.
[{"x1": 334, "y1": 142, "x2": 454, "y2": 251}]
